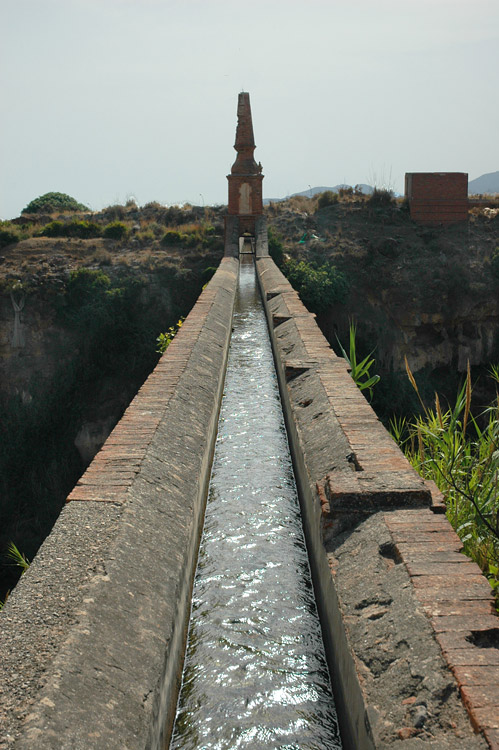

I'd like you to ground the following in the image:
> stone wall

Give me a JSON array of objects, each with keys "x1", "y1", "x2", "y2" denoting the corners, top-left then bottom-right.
[
  {"x1": 0, "y1": 258, "x2": 238, "y2": 750},
  {"x1": 255, "y1": 252, "x2": 496, "y2": 749}
]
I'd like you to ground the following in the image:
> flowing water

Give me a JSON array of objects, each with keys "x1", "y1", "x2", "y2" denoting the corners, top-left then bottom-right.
[{"x1": 170, "y1": 256, "x2": 342, "y2": 750}]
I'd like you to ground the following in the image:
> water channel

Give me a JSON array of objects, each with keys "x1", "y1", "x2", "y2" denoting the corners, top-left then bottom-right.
[{"x1": 170, "y1": 256, "x2": 342, "y2": 750}]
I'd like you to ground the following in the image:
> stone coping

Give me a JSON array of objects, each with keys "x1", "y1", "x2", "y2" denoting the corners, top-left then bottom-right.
[
  {"x1": 256, "y1": 254, "x2": 496, "y2": 749},
  {"x1": 0, "y1": 257, "x2": 239, "y2": 750}
]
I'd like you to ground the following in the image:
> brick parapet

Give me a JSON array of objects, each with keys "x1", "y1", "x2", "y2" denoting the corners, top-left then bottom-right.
[
  {"x1": 386, "y1": 509, "x2": 499, "y2": 747},
  {"x1": 66, "y1": 268, "x2": 229, "y2": 505},
  {"x1": 256, "y1": 253, "x2": 495, "y2": 748},
  {"x1": 256, "y1": 257, "x2": 432, "y2": 520}
]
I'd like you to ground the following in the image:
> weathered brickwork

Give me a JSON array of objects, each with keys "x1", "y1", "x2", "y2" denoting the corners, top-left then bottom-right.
[
  {"x1": 225, "y1": 91, "x2": 263, "y2": 238},
  {"x1": 405, "y1": 172, "x2": 469, "y2": 225},
  {"x1": 67, "y1": 272, "x2": 228, "y2": 504},
  {"x1": 256, "y1": 252, "x2": 496, "y2": 748},
  {"x1": 386, "y1": 510, "x2": 499, "y2": 749}
]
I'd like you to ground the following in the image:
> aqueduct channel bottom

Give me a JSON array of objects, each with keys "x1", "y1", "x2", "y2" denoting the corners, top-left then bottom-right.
[{"x1": 170, "y1": 256, "x2": 342, "y2": 749}]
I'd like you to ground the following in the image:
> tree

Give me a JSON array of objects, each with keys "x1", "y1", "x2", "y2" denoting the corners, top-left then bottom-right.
[{"x1": 22, "y1": 192, "x2": 89, "y2": 214}]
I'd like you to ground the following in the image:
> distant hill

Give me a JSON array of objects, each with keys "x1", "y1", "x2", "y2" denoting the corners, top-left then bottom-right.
[
  {"x1": 263, "y1": 172, "x2": 499, "y2": 204},
  {"x1": 264, "y1": 183, "x2": 373, "y2": 205},
  {"x1": 469, "y1": 171, "x2": 499, "y2": 195}
]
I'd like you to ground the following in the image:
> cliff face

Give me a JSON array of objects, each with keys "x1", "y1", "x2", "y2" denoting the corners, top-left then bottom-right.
[
  {"x1": 319, "y1": 272, "x2": 499, "y2": 377},
  {"x1": 1, "y1": 290, "x2": 74, "y2": 399},
  {"x1": 268, "y1": 196, "x2": 499, "y2": 387}
]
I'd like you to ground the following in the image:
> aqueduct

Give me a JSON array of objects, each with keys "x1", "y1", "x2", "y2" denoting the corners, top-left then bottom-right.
[{"x1": 0, "y1": 93, "x2": 498, "y2": 750}]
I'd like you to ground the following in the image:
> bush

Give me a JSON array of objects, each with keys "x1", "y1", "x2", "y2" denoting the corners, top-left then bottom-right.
[
  {"x1": 66, "y1": 220, "x2": 101, "y2": 239},
  {"x1": 103, "y1": 221, "x2": 128, "y2": 240},
  {"x1": 0, "y1": 227, "x2": 20, "y2": 249},
  {"x1": 368, "y1": 188, "x2": 394, "y2": 208},
  {"x1": 103, "y1": 204, "x2": 127, "y2": 221},
  {"x1": 317, "y1": 191, "x2": 339, "y2": 209},
  {"x1": 65, "y1": 268, "x2": 111, "y2": 306},
  {"x1": 39, "y1": 221, "x2": 66, "y2": 237},
  {"x1": 284, "y1": 259, "x2": 349, "y2": 312},
  {"x1": 39, "y1": 220, "x2": 101, "y2": 239},
  {"x1": 22, "y1": 192, "x2": 89, "y2": 215},
  {"x1": 268, "y1": 226, "x2": 285, "y2": 267},
  {"x1": 161, "y1": 230, "x2": 183, "y2": 246}
]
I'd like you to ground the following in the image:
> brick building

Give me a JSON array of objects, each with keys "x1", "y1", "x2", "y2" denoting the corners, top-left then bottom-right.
[{"x1": 405, "y1": 172, "x2": 469, "y2": 225}]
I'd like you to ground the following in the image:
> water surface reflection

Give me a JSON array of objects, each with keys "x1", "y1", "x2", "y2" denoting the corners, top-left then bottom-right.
[{"x1": 170, "y1": 257, "x2": 342, "y2": 750}]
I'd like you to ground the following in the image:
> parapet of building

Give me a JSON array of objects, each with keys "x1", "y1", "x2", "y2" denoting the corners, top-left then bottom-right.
[
  {"x1": 405, "y1": 172, "x2": 468, "y2": 225},
  {"x1": 225, "y1": 92, "x2": 264, "y2": 239}
]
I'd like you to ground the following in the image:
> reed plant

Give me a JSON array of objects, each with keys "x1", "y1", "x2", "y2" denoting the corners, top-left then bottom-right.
[
  {"x1": 336, "y1": 322, "x2": 380, "y2": 399},
  {"x1": 0, "y1": 543, "x2": 30, "y2": 610},
  {"x1": 392, "y1": 359, "x2": 499, "y2": 586}
]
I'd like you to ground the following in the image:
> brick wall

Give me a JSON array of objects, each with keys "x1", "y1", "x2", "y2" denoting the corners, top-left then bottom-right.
[{"x1": 406, "y1": 172, "x2": 468, "y2": 225}]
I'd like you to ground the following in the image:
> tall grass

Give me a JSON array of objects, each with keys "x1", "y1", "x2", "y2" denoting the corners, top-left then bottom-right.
[
  {"x1": 336, "y1": 322, "x2": 380, "y2": 399},
  {"x1": 0, "y1": 543, "x2": 30, "y2": 610},
  {"x1": 392, "y1": 360, "x2": 499, "y2": 585}
]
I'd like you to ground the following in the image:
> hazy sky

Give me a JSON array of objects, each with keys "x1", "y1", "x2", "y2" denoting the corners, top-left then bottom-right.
[{"x1": 1, "y1": 0, "x2": 498, "y2": 218}]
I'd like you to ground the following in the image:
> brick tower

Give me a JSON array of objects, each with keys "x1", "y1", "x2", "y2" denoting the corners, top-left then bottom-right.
[{"x1": 227, "y1": 92, "x2": 263, "y2": 236}]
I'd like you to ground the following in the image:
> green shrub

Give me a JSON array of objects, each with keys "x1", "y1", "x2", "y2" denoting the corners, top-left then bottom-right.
[
  {"x1": 39, "y1": 221, "x2": 65, "y2": 237},
  {"x1": 284, "y1": 259, "x2": 349, "y2": 312},
  {"x1": 268, "y1": 226, "x2": 285, "y2": 267},
  {"x1": 22, "y1": 192, "x2": 89, "y2": 215},
  {"x1": 161, "y1": 230, "x2": 183, "y2": 246},
  {"x1": 156, "y1": 318, "x2": 184, "y2": 354},
  {"x1": 66, "y1": 220, "x2": 101, "y2": 239},
  {"x1": 64, "y1": 268, "x2": 111, "y2": 307},
  {"x1": 0, "y1": 227, "x2": 20, "y2": 248},
  {"x1": 39, "y1": 220, "x2": 101, "y2": 239},
  {"x1": 336, "y1": 322, "x2": 380, "y2": 398},
  {"x1": 317, "y1": 191, "x2": 339, "y2": 209},
  {"x1": 103, "y1": 221, "x2": 128, "y2": 240}
]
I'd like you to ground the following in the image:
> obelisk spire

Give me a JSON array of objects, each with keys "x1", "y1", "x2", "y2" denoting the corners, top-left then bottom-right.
[
  {"x1": 231, "y1": 92, "x2": 257, "y2": 173},
  {"x1": 227, "y1": 92, "x2": 263, "y2": 230}
]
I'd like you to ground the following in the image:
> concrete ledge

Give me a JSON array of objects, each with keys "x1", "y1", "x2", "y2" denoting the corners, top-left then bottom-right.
[
  {"x1": 256, "y1": 255, "x2": 493, "y2": 749},
  {"x1": 0, "y1": 257, "x2": 239, "y2": 750}
]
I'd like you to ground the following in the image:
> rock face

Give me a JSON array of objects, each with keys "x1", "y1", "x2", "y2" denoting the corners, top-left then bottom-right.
[
  {"x1": 268, "y1": 196, "x2": 499, "y2": 403},
  {"x1": 321, "y1": 285, "x2": 499, "y2": 376},
  {"x1": 0, "y1": 291, "x2": 74, "y2": 399}
]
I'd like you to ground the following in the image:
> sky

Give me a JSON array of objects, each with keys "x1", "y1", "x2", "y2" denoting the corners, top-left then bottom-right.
[{"x1": 1, "y1": 0, "x2": 498, "y2": 219}]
